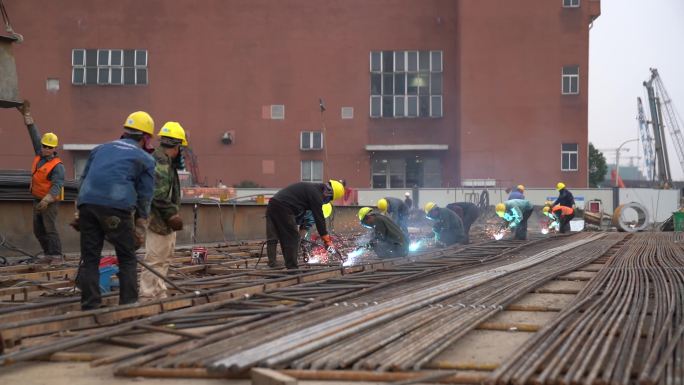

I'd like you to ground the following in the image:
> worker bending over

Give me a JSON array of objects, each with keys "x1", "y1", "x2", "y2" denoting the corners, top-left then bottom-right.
[
  {"x1": 358, "y1": 207, "x2": 409, "y2": 258},
  {"x1": 76, "y1": 111, "x2": 156, "y2": 310},
  {"x1": 551, "y1": 204, "x2": 575, "y2": 233},
  {"x1": 425, "y1": 202, "x2": 465, "y2": 246},
  {"x1": 377, "y1": 197, "x2": 409, "y2": 235},
  {"x1": 18, "y1": 101, "x2": 65, "y2": 264},
  {"x1": 266, "y1": 180, "x2": 344, "y2": 269},
  {"x1": 507, "y1": 184, "x2": 525, "y2": 200},
  {"x1": 140, "y1": 122, "x2": 188, "y2": 300},
  {"x1": 552, "y1": 182, "x2": 575, "y2": 208},
  {"x1": 496, "y1": 199, "x2": 533, "y2": 240},
  {"x1": 446, "y1": 202, "x2": 480, "y2": 244}
]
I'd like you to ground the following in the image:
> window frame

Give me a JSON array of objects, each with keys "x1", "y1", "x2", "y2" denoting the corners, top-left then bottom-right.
[
  {"x1": 561, "y1": 65, "x2": 580, "y2": 95},
  {"x1": 370, "y1": 49, "x2": 443, "y2": 119},
  {"x1": 561, "y1": 143, "x2": 579, "y2": 171},
  {"x1": 301, "y1": 160, "x2": 324, "y2": 182},
  {"x1": 72, "y1": 48, "x2": 148, "y2": 86},
  {"x1": 300, "y1": 131, "x2": 324, "y2": 151},
  {"x1": 271, "y1": 104, "x2": 285, "y2": 120},
  {"x1": 562, "y1": 0, "x2": 580, "y2": 8}
]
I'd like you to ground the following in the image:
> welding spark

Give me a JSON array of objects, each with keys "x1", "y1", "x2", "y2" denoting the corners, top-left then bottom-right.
[
  {"x1": 342, "y1": 247, "x2": 366, "y2": 267},
  {"x1": 541, "y1": 228, "x2": 550, "y2": 235},
  {"x1": 493, "y1": 232, "x2": 505, "y2": 240},
  {"x1": 409, "y1": 240, "x2": 423, "y2": 252}
]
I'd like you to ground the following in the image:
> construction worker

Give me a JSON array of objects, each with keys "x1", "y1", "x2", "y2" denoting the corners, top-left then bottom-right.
[
  {"x1": 551, "y1": 204, "x2": 575, "y2": 233},
  {"x1": 358, "y1": 207, "x2": 409, "y2": 258},
  {"x1": 424, "y1": 202, "x2": 465, "y2": 246},
  {"x1": 266, "y1": 180, "x2": 344, "y2": 269},
  {"x1": 377, "y1": 197, "x2": 409, "y2": 235},
  {"x1": 76, "y1": 111, "x2": 156, "y2": 310},
  {"x1": 495, "y1": 199, "x2": 534, "y2": 240},
  {"x1": 552, "y1": 182, "x2": 575, "y2": 208},
  {"x1": 140, "y1": 122, "x2": 187, "y2": 300},
  {"x1": 17, "y1": 101, "x2": 66, "y2": 264},
  {"x1": 508, "y1": 185, "x2": 525, "y2": 200},
  {"x1": 404, "y1": 192, "x2": 413, "y2": 209},
  {"x1": 446, "y1": 202, "x2": 480, "y2": 244}
]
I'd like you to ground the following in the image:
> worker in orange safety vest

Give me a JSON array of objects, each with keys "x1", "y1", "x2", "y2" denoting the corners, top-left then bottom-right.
[{"x1": 18, "y1": 100, "x2": 65, "y2": 264}]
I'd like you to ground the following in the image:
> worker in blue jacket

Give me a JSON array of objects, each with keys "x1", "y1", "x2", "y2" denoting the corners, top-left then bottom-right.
[{"x1": 75, "y1": 111, "x2": 156, "y2": 311}]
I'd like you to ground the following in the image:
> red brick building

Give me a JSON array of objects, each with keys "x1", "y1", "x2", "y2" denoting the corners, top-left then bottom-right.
[{"x1": 0, "y1": 0, "x2": 599, "y2": 188}]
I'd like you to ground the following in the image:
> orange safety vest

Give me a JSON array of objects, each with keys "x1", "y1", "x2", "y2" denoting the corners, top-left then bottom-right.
[
  {"x1": 30, "y1": 156, "x2": 64, "y2": 200},
  {"x1": 552, "y1": 205, "x2": 574, "y2": 217}
]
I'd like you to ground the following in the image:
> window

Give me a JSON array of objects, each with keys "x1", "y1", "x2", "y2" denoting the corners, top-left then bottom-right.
[
  {"x1": 72, "y1": 49, "x2": 148, "y2": 85},
  {"x1": 300, "y1": 132, "x2": 323, "y2": 150},
  {"x1": 562, "y1": 0, "x2": 580, "y2": 7},
  {"x1": 371, "y1": 156, "x2": 442, "y2": 188},
  {"x1": 562, "y1": 66, "x2": 579, "y2": 95},
  {"x1": 370, "y1": 50, "x2": 443, "y2": 118},
  {"x1": 301, "y1": 160, "x2": 323, "y2": 182},
  {"x1": 271, "y1": 104, "x2": 285, "y2": 119},
  {"x1": 561, "y1": 143, "x2": 579, "y2": 171},
  {"x1": 341, "y1": 107, "x2": 354, "y2": 119}
]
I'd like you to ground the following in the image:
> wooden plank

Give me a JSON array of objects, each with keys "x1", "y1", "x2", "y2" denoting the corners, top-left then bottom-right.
[{"x1": 251, "y1": 368, "x2": 298, "y2": 385}]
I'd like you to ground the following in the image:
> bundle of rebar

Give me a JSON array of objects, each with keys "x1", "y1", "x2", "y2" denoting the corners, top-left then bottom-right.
[
  {"x1": 148, "y1": 234, "x2": 607, "y2": 373},
  {"x1": 0, "y1": 170, "x2": 79, "y2": 200},
  {"x1": 490, "y1": 232, "x2": 684, "y2": 385}
]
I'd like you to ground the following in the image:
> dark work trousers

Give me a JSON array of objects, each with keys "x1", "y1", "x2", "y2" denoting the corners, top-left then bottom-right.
[
  {"x1": 514, "y1": 208, "x2": 534, "y2": 240},
  {"x1": 461, "y1": 207, "x2": 480, "y2": 244},
  {"x1": 265, "y1": 199, "x2": 300, "y2": 269},
  {"x1": 78, "y1": 204, "x2": 138, "y2": 310},
  {"x1": 33, "y1": 201, "x2": 62, "y2": 256},
  {"x1": 558, "y1": 212, "x2": 575, "y2": 233}
]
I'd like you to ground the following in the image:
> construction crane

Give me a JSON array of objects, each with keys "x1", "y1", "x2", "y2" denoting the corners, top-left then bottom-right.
[
  {"x1": 641, "y1": 68, "x2": 684, "y2": 188},
  {"x1": 636, "y1": 97, "x2": 656, "y2": 181}
]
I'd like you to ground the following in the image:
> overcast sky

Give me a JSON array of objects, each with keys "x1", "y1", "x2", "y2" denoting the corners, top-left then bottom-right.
[{"x1": 589, "y1": 0, "x2": 684, "y2": 180}]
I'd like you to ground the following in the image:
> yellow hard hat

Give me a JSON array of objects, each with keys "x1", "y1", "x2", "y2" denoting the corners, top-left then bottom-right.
[
  {"x1": 542, "y1": 206, "x2": 550, "y2": 214},
  {"x1": 377, "y1": 198, "x2": 388, "y2": 213},
  {"x1": 124, "y1": 111, "x2": 155, "y2": 136},
  {"x1": 158, "y1": 121, "x2": 188, "y2": 146},
  {"x1": 556, "y1": 182, "x2": 566, "y2": 191},
  {"x1": 495, "y1": 203, "x2": 506, "y2": 217},
  {"x1": 40, "y1": 133, "x2": 58, "y2": 148},
  {"x1": 329, "y1": 180, "x2": 344, "y2": 201},
  {"x1": 358, "y1": 207, "x2": 373, "y2": 221},
  {"x1": 322, "y1": 203, "x2": 333, "y2": 219},
  {"x1": 424, "y1": 202, "x2": 437, "y2": 215},
  {"x1": 517, "y1": 184, "x2": 525, "y2": 191}
]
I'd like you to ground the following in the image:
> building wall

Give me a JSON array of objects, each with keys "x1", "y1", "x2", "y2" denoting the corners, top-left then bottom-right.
[{"x1": 0, "y1": 0, "x2": 597, "y2": 188}]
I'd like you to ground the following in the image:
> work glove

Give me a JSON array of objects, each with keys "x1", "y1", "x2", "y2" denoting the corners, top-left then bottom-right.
[
  {"x1": 134, "y1": 217, "x2": 148, "y2": 250},
  {"x1": 35, "y1": 194, "x2": 55, "y2": 211},
  {"x1": 166, "y1": 214, "x2": 183, "y2": 231},
  {"x1": 69, "y1": 211, "x2": 80, "y2": 232},
  {"x1": 17, "y1": 100, "x2": 34, "y2": 125},
  {"x1": 321, "y1": 234, "x2": 336, "y2": 255}
]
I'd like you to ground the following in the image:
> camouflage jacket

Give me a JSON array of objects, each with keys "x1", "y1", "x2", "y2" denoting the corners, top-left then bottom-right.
[{"x1": 148, "y1": 147, "x2": 181, "y2": 235}]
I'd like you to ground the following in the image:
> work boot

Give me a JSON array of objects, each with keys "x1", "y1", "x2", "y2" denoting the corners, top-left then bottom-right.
[
  {"x1": 33, "y1": 254, "x2": 64, "y2": 265},
  {"x1": 267, "y1": 260, "x2": 284, "y2": 268}
]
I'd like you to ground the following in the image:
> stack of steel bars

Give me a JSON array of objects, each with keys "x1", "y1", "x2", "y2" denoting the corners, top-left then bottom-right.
[
  {"x1": 129, "y1": 234, "x2": 608, "y2": 373},
  {"x1": 0, "y1": 170, "x2": 79, "y2": 200},
  {"x1": 490, "y1": 232, "x2": 684, "y2": 385}
]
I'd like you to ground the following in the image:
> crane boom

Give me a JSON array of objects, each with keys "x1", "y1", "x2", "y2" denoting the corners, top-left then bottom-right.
[
  {"x1": 637, "y1": 97, "x2": 655, "y2": 181},
  {"x1": 643, "y1": 70, "x2": 673, "y2": 187},
  {"x1": 649, "y1": 68, "x2": 684, "y2": 177}
]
